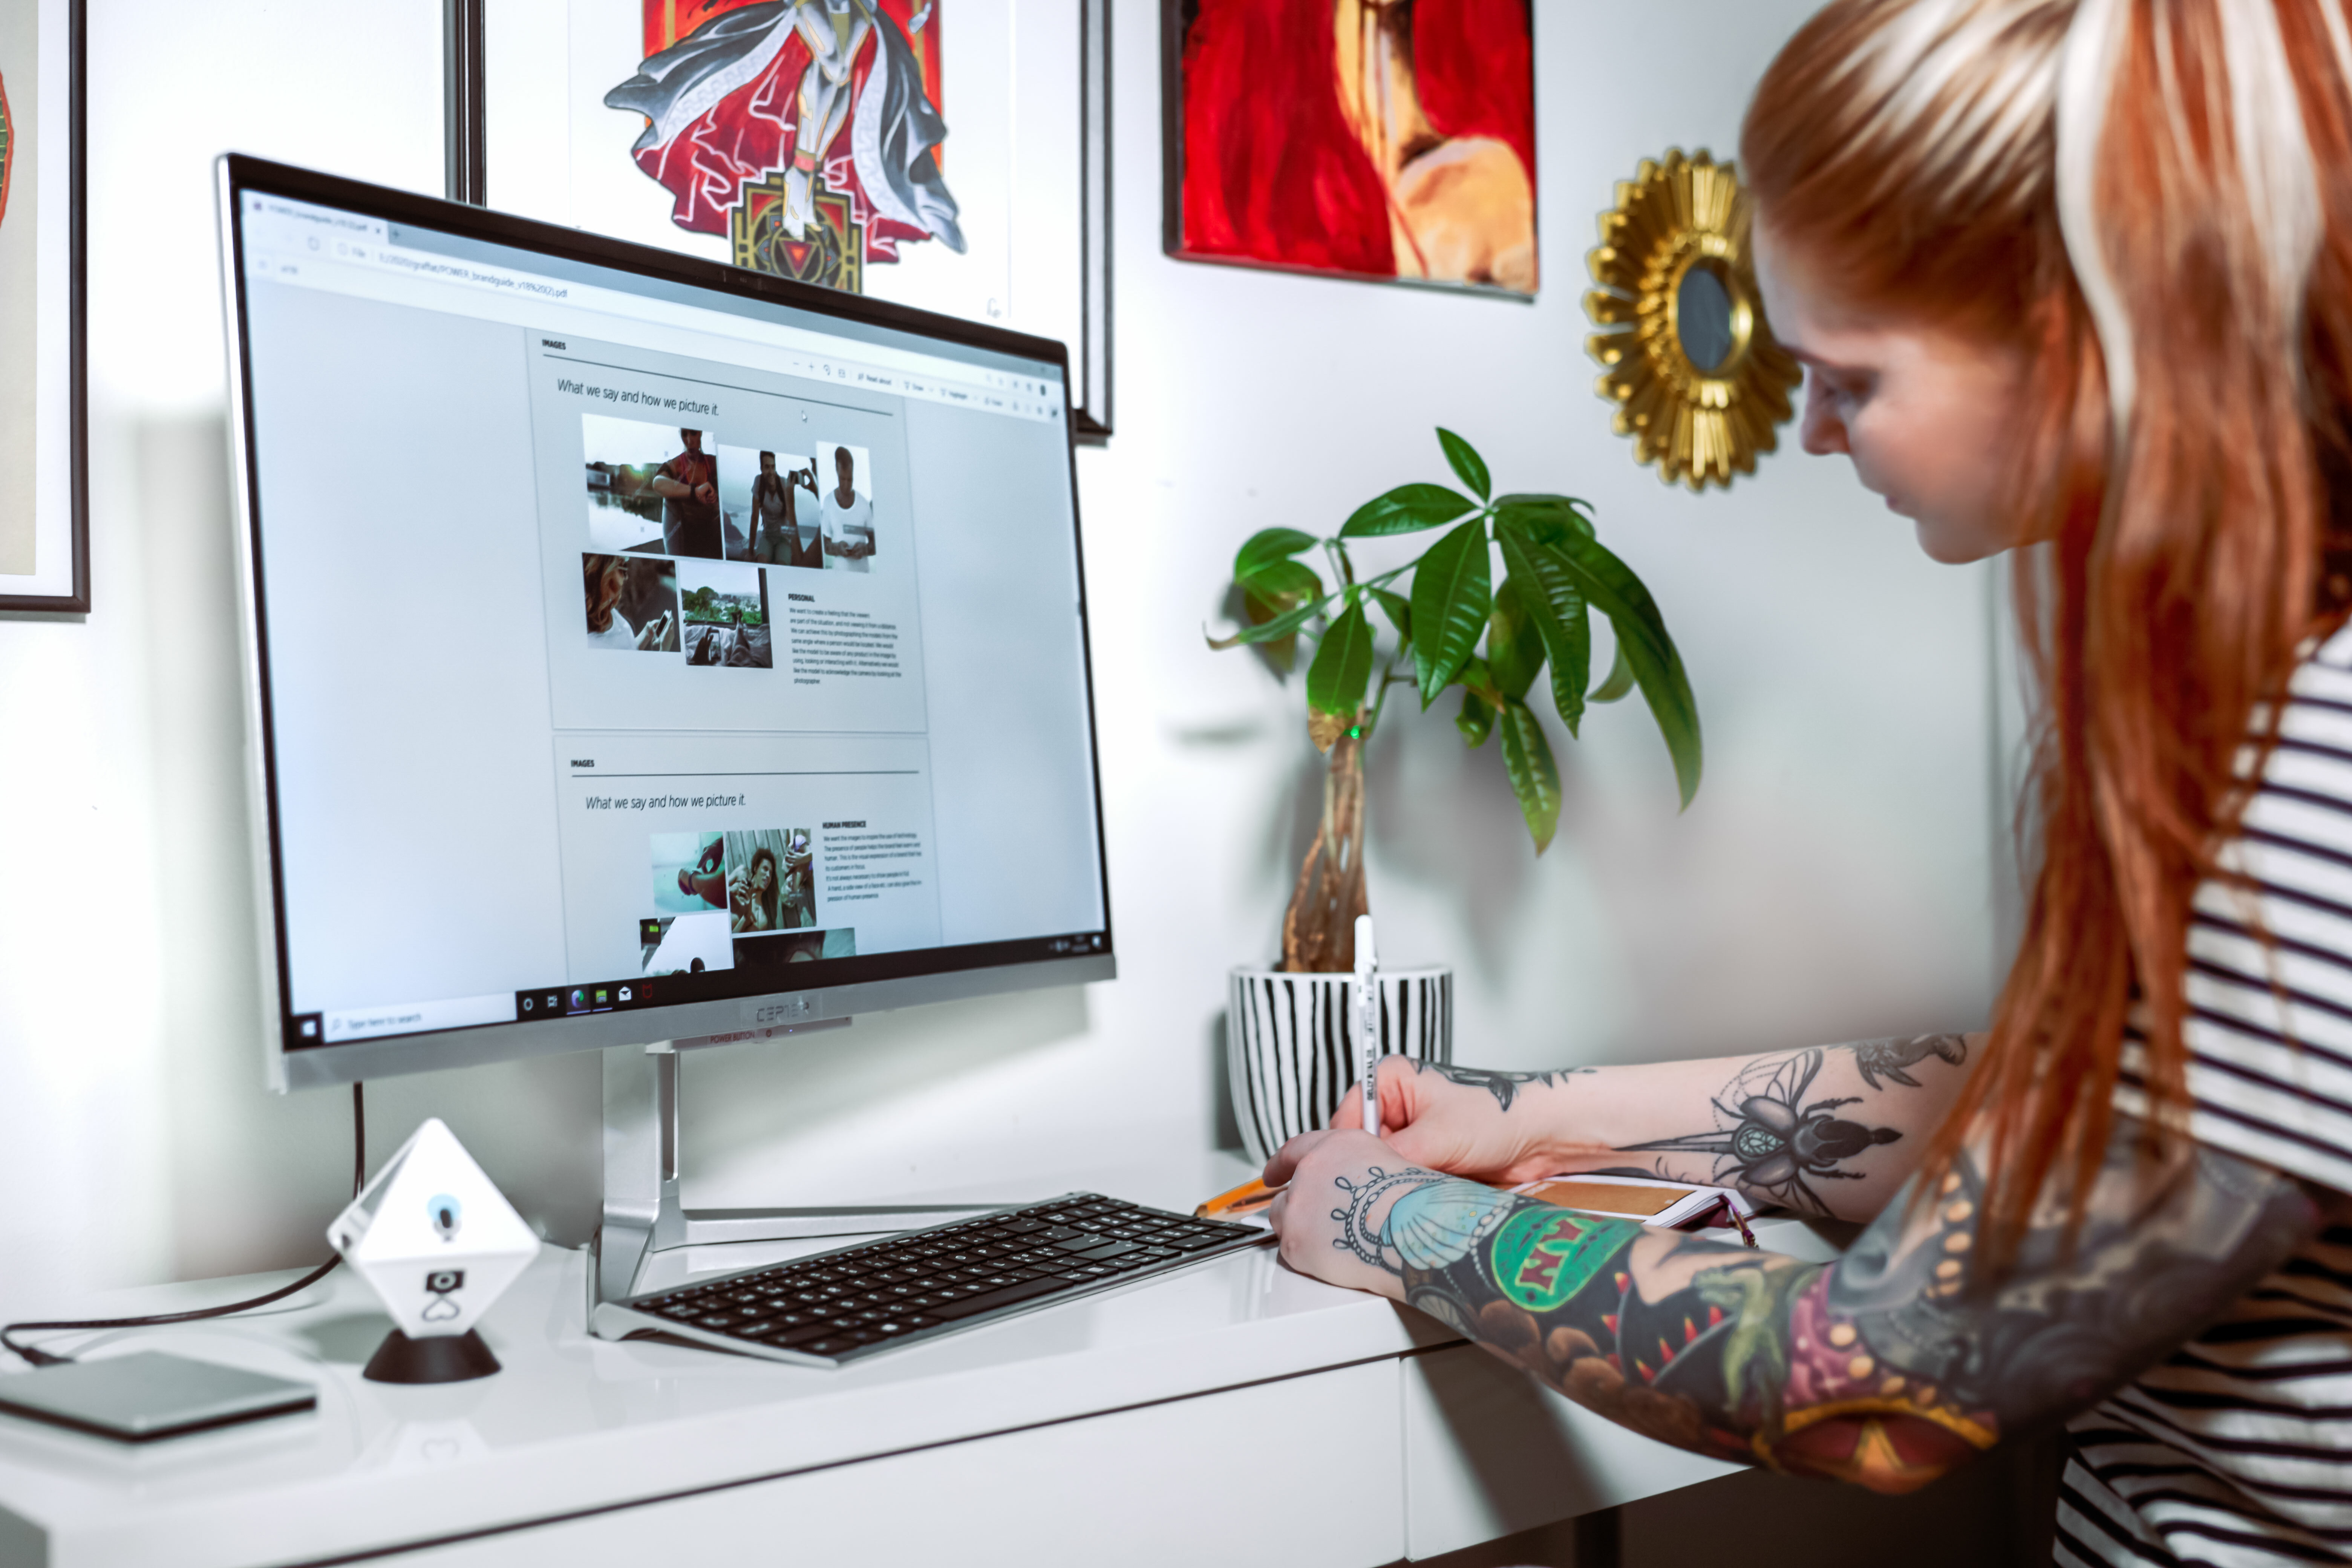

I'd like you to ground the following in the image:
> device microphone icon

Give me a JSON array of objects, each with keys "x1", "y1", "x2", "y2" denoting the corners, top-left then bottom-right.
[{"x1": 429, "y1": 1194, "x2": 462, "y2": 1242}]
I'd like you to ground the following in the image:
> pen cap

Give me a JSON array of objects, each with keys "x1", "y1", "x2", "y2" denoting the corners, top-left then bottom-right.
[{"x1": 1354, "y1": 915, "x2": 1377, "y2": 970}]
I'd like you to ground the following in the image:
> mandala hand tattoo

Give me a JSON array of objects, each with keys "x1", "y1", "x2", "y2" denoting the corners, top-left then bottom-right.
[
  {"x1": 1618, "y1": 1049, "x2": 1900, "y2": 1214},
  {"x1": 1331, "y1": 1168, "x2": 1520, "y2": 1273},
  {"x1": 1845, "y1": 1034, "x2": 1967, "y2": 1092},
  {"x1": 1413, "y1": 1060, "x2": 1593, "y2": 1113},
  {"x1": 1330, "y1": 1167, "x2": 1444, "y2": 1269}
]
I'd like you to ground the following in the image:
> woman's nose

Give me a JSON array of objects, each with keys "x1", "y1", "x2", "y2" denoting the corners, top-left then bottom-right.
[{"x1": 1799, "y1": 377, "x2": 1847, "y2": 456}]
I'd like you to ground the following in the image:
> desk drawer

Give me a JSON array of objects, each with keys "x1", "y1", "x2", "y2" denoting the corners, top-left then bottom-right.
[
  {"x1": 397, "y1": 1360, "x2": 1402, "y2": 1568},
  {"x1": 1402, "y1": 1343, "x2": 1741, "y2": 1560}
]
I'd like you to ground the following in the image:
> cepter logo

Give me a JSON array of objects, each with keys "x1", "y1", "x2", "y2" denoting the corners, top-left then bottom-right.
[{"x1": 750, "y1": 995, "x2": 814, "y2": 1024}]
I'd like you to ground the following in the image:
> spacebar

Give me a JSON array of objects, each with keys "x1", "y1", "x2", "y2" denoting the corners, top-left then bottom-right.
[{"x1": 930, "y1": 1276, "x2": 1074, "y2": 1320}]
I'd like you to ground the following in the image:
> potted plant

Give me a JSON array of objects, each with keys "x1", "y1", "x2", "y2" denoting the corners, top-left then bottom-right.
[{"x1": 1212, "y1": 429, "x2": 1703, "y2": 1161}]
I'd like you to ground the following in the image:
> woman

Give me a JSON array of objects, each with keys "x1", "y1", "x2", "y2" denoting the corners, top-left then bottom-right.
[
  {"x1": 582, "y1": 554, "x2": 639, "y2": 649},
  {"x1": 1266, "y1": 3, "x2": 2352, "y2": 1561},
  {"x1": 729, "y1": 844, "x2": 782, "y2": 933}
]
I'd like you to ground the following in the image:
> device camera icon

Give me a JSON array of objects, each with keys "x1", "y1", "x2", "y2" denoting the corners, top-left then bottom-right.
[
  {"x1": 429, "y1": 1194, "x2": 463, "y2": 1241},
  {"x1": 421, "y1": 1268, "x2": 466, "y2": 1322}
]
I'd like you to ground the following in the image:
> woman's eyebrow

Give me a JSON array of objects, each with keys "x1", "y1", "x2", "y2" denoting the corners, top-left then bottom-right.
[{"x1": 1780, "y1": 342, "x2": 1865, "y2": 375}]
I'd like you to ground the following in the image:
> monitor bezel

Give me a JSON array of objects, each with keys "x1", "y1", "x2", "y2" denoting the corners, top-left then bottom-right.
[{"x1": 215, "y1": 153, "x2": 1116, "y2": 1093}]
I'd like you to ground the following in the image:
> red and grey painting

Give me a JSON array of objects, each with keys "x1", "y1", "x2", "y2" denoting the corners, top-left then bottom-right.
[{"x1": 609, "y1": 1, "x2": 960, "y2": 292}]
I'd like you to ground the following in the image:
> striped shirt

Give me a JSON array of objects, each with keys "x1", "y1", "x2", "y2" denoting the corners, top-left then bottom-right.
[{"x1": 2056, "y1": 628, "x2": 2352, "y2": 1568}]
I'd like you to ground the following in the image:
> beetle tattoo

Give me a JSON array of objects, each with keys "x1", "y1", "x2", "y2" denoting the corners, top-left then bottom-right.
[{"x1": 1616, "y1": 1049, "x2": 1900, "y2": 1214}]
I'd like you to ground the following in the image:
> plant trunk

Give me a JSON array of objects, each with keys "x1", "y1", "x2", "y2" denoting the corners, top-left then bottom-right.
[{"x1": 1281, "y1": 733, "x2": 1368, "y2": 972}]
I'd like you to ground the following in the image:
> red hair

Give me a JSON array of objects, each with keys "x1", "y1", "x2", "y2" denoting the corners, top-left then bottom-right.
[{"x1": 1746, "y1": 0, "x2": 2352, "y2": 1263}]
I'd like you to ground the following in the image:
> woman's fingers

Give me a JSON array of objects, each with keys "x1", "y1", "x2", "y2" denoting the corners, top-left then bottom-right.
[{"x1": 1263, "y1": 1128, "x2": 1332, "y2": 1189}]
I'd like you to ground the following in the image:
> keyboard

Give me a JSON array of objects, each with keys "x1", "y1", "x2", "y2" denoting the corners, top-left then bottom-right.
[{"x1": 600, "y1": 1192, "x2": 1270, "y2": 1365}]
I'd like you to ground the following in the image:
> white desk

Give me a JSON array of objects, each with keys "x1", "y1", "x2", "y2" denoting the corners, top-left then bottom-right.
[{"x1": 0, "y1": 1188, "x2": 1845, "y2": 1568}]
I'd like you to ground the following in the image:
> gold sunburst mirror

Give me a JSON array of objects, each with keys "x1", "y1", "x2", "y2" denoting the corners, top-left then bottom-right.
[{"x1": 1584, "y1": 149, "x2": 1800, "y2": 491}]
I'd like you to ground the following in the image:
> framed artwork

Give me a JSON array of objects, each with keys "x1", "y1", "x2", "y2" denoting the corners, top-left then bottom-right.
[
  {"x1": 475, "y1": 0, "x2": 1112, "y2": 438},
  {"x1": 0, "y1": 0, "x2": 87, "y2": 612},
  {"x1": 1160, "y1": 0, "x2": 1536, "y2": 298}
]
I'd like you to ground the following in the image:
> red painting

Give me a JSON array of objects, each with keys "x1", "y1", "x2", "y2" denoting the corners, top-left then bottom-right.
[
  {"x1": 608, "y1": 1, "x2": 960, "y2": 291},
  {"x1": 1166, "y1": 0, "x2": 1537, "y2": 294}
]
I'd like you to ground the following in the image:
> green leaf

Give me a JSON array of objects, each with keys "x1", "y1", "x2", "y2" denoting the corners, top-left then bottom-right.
[
  {"x1": 1589, "y1": 641, "x2": 1636, "y2": 702},
  {"x1": 1407, "y1": 517, "x2": 1493, "y2": 704},
  {"x1": 1498, "y1": 700, "x2": 1563, "y2": 851},
  {"x1": 1207, "y1": 591, "x2": 1331, "y2": 650},
  {"x1": 1453, "y1": 654, "x2": 1506, "y2": 710},
  {"x1": 1457, "y1": 687, "x2": 1494, "y2": 748},
  {"x1": 1340, "y1": 483, "x2": 1478, "y2": 539},
  {"x1": 1493, "y1": 526, "x2": 1591, "y2": 736},
  {"x1": 1234, "y1": 527, "x2": 1318, "y2": 580},
  {"x1": 1239, "y1": 557, "x2": 1323, "y2": 605},
  {"x1": 1368, "y1": 586, "x2": 1412, "y2": 645},
  {"x1": 1493, "y1": 494, "x2": 1596, "y2": 548},
  {"x1": 1542, "y1": 533, "x2": 1703, "y2": 809},
  {"x1": 1486, "y1": 576, "x2": 1547, "y2": 701},
  {"x1": 1436, "y1": 429, "x2": 1491, "y2": 502},
  {"x1": 1241, "y1": 587, "x2": 1298, "y2": 673},
  {"x1": 1306, "y1": 602, "x2": 1377, "y2": 717}
]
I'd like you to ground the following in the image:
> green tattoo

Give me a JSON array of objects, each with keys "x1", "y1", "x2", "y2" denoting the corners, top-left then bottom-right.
[{"x1": 1487, "y1": 1207, "x2": 1641, "y2": 1313}]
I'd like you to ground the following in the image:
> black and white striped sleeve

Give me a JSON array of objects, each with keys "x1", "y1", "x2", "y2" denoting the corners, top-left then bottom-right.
[{"x1": 2116, "y1": 630, "x2": 2352, "y2": 1196}]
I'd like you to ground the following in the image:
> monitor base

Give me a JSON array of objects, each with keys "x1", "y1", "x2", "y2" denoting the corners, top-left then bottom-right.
[
  {"x1": 363, "y1": 1330, "x2": 500, "y2": 1384},
  {"x1": 590, "y1": 1043, "x2": 1009, "y2": 1312}
]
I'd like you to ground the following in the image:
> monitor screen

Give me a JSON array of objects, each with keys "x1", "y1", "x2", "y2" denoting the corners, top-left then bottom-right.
[{"x1": 218, "y1": 158, "x2": 1112, "y2": 1088}]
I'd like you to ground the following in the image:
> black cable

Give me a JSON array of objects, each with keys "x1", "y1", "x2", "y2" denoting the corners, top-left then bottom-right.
[{"x1": 2, "y1": 1083, "x2": 367, "y2": 1367}]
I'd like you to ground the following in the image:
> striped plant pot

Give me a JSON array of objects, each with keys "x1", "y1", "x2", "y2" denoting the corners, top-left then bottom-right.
[{"x1": 1225, "y1": 965, "x2": 1453, "y2": 1167}]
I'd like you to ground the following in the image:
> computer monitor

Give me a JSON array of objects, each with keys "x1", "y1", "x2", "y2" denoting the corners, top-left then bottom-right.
[{"x1": 216, "y1": 155, "x2": 1113, "y2": 1092}]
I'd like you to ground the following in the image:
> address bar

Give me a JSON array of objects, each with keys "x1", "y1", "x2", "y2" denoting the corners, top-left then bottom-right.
[{"x1": 246, "y1": 230, "x2": 1035, "y2": 401}]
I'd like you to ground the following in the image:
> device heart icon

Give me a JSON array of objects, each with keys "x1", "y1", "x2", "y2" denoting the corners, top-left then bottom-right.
[{"x1": 420, "y1": 1295, "x2": 461, "y2": 1323}]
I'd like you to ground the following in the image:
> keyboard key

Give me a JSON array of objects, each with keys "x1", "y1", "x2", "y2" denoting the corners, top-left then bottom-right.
[
  {"x1": 804, "y1": 1338, "x2": 853, "y2": 1355},
  {"x1": 931, "y1": 1276, "x2": 1071, "y2": 1320},
  {"x1": 1075, "y1": 1241, "x2": 1139, "y2": 1262}
]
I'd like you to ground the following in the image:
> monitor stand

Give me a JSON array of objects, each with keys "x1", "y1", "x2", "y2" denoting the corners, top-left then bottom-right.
[{"x1": 591, "y1": 1031, "x2": 1007, "y2": 1312}]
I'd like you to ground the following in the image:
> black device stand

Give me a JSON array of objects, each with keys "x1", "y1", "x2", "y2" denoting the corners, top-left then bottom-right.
[{"x1": 363, "y1": 1329, "x2": 500, "y2": 1384}]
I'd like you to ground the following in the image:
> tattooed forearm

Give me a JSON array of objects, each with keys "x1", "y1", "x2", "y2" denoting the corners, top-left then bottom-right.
[
  {"x1": 1412, "y1": 1060, "x2": 1596, "y2": 1112},
  {"x1": 1614, "y1": 1049, "x2": 1902, "y2": 1215},
  {"x1": 1336, "y1": 1113, "x2": 2319, "y2": 1493},
  {"x1": 1844, "y1": 1034, "x2": 1968, "y2": 1092}
]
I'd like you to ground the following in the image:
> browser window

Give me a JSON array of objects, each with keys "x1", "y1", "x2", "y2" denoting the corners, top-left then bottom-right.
[{"x1": 234, "y1": 194, "x2": 1106, "y2": 1049}]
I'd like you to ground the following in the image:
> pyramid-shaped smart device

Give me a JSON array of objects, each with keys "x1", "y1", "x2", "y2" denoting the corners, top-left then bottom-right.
[{"x1": 329, "y1": 1119, "x2": 537, "y2": 1380}]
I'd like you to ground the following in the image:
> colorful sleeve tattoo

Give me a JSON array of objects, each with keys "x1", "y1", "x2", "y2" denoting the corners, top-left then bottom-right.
[{"x1": 1329, "y1": 1111, "x2": 2319, "y2": 1492}]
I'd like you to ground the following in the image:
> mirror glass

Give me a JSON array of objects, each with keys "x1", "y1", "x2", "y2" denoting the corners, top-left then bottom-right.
[{"x1": 1675, "y1": 265, "x2": 1735, "y2": 372}]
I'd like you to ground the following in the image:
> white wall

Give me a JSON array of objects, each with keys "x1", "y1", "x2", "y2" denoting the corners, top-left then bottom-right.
[{"x1": 0, "y1": 0, "x2": 1996, "y2": 1309}]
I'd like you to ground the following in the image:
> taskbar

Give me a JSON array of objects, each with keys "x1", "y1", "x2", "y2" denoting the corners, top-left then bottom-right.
[
  {"x1": 516, "y1": 925, "x2": 1109, "y2": 1020},
  {"x1": 284, "y1": 929, "x2": 1110, "y2": 1049}
]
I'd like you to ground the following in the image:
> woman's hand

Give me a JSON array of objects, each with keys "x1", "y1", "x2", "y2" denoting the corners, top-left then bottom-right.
[
  {"x1": 1318, "y1": 1057, "x2": 1581, "y2": 1186},
  {"x1": 1263, "y1": 1128, "x2": 1426, "y2": 1299}
]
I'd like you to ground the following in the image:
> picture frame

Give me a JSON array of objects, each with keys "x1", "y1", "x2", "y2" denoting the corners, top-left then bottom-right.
[
  {"x1": 1159, "y1": 0, "x2": 1537, "y2": 300},
  {"x1": 463, "y1": 0, "x2": 1111, "y2": 440},
  {"x1": 0, "y1": 0, "x2": 89, "y2": 613}
]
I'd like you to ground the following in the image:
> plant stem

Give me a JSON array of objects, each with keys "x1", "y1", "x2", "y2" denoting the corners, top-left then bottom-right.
[{"x1": 1280, "y1": 732, "x2": 1368, "y2": 973}]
